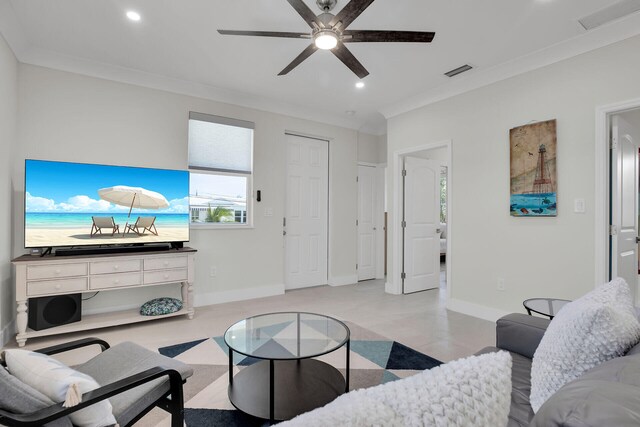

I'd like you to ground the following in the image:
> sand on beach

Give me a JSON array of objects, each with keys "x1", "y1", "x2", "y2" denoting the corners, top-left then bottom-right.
[{"x1": 25, "y1": 227, "x2": 189, "y2": 248}]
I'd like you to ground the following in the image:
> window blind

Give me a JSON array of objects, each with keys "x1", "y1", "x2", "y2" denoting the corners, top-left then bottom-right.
[{"x1": 188, "y1": 112, "x2": 254, "y2": 174}]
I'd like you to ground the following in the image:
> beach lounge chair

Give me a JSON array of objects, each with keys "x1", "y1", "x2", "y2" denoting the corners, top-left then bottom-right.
[
  {"x1": 90, "y1": 216, "x2": 120, "y2": 237},
  {"x1": 125, "y1": 216, "x2": 159, "y2": 236}
]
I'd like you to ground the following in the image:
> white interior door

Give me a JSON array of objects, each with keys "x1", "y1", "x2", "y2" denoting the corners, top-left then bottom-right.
[
  {"x1": 358, "y1": 165, "x2": 377, "y2": 281},
  {"x1": 403, "y1": 156, "x2": 440, "y2": 293},
  {"x1": 611, "y1": 115, "x2": 639, "y2": 303},
  {"x1": 284, "y1": 134, "x2": 329, "y2": 289},
  {"x1": 375, "y1": 167, "x2": 386, "y2": 279}
]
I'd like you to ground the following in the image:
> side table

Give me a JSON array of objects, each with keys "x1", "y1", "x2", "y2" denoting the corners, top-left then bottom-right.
[{"x1": 523, "y1": 298, "x2": 571, "y2": 319}]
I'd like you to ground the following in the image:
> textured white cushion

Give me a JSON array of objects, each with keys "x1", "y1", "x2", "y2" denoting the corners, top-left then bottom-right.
[
  {"x1": 280, "y1": 351, "x2": 512, "y2": 427},
  {"x1": 530, "y1": 278, "x2": 640, "y2": 412},
  {"x1": 4, "y1": 350, "x2": 117, "y2": 427}
]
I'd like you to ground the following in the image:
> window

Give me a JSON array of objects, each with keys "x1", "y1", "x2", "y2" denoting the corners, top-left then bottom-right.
[{"x1": 188, "y1": 112, "x2": 254, "y2": 226}]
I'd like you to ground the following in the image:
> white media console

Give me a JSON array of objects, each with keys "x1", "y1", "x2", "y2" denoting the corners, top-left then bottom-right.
[{"x1": 12, "y1": 247, "x2": 196, "y2": 347}]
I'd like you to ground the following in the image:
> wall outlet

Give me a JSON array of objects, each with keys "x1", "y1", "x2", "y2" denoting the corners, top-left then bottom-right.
[
  {"x1": 210, "y1": 267, "x2": 217, "y2": 277},
  {"x1": 497, "y1": 278, "x2": 506, "y2": 292},
  {"x1": 574, "y1": 198, "x2": 585, "y2": 213}
]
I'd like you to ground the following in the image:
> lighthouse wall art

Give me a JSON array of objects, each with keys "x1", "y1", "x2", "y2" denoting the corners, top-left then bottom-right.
[{"x1": 509, "y1": 120, "x2": 557, "y2": 217}]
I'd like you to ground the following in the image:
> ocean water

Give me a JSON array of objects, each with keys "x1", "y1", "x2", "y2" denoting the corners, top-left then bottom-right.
[
  {"x1": 510, "y1": 193, "x2": 557, "y2": 217},
  {"x1": 25, "y1": 213, "x2": 189, "y2": 229}
]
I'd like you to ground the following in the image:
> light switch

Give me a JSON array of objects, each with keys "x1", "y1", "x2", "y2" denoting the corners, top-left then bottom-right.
[
  {"x1": 264, "y1": 207, "x2": 273, "y2": 217},
  {"x1": 574, "y1": 198, "x2": 585, "y2": 213}
]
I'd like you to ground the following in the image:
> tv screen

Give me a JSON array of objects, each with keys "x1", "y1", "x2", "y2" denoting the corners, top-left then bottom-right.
[{"x1": 25, "y1": 160, "x2": 190, "y2": 248}]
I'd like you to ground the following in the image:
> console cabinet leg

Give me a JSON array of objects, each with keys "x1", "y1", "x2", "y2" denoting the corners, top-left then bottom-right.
[
  {"x1": 16, "y1": 300, "x2": 28, "y2": 347},
  {"x1": 182, "y1": 281, "x2": 195, "y2": 320}
]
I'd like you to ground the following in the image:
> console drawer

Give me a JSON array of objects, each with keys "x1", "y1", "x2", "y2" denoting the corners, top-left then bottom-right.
[
  {"x1": 90, "y1": 259, "x2": 141, "y2": 275},
  {"x1": 90, "y1": 272, "x2": 142, "y2": 290},
  {"x1": 144, "y1": 256, "x2": 188, "y2": 271},
  {"x1": 27, "y1": 277, "x2": 88, "y2": 296},
  {"x1": 144, "y1": 269, "x2": 188, "y2": 285},
  {"x1": 27, "y1": 263, "x2": 87, "y2": 280}
]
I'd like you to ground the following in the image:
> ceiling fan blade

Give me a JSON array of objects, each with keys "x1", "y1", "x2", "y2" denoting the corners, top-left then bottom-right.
[
  {"x1": 331, "y1": 42, "x2": 369, "y2": 79},
  {"x1": 218, "y1": 30, "x2": 310, "y2": 39},
  {"x1": 329, "y1": 0, "x2": 375, "y2": 29},
  {"x1": 278, "y1": 44, "x2": 319, "y2": 75},
  {"x1": 342, "y1": 30, "x2": 435, "y2": 43},
  {"x1": 286, "y1": 0, "x2": 320, "y2": 28}
]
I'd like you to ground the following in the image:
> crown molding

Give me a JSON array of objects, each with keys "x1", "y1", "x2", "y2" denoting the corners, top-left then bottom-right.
[
  {"x1": 0, "y1": 0, "x2": 388, "y2": 135},
  {"x1": 380, "y1": 12, "x2": 640, "y2": 119},
  {"x1": 5, "y1": 0, "x2": 638, "y2": 133},
  {"x1": 20, "y1": 47, "x2": 376, "y2": 133},
  {"x1": 0, "y1": 0, "x2": 28, "y2": 57}
]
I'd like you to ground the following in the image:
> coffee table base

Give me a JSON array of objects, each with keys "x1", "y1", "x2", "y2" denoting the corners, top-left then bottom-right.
[{"x1": 228, "y1": 359, "x2": 345, "y2": 421}]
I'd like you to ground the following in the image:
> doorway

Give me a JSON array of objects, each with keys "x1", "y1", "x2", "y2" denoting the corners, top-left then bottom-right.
[
  {"x1": 608, "y1": 108, "x2": 640, "y2": 304},
  {"x1": 357, "y1": 164, "x2": 386, "y2": 282},
  {"x1": 284, "y1": 133, "x2": 329, "y2": 290},
  {"x1": 391, "y1": 141, "x2": 451, "y2": 295},
  {"x1": 357, "y1": 164, "x2": 377, "y2": 281},
  {"x1": 403, "y1": 156, "x2": 441, "y2": 293}
]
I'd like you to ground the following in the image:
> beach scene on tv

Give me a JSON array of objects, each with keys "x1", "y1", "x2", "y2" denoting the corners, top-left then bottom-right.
[{"x1": 25, "y1": 160, "x2": 190, "y2": 248}]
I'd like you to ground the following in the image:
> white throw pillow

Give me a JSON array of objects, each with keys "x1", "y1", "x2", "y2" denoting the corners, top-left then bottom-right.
[
  {"x1": 4, "y1": 349, "x2": 117, "y2": 427},
  {"x1": 280, "y1": 351, "x2": 513, "y2": 427},
  {"x1": 530, "y1": 278, "x2": 640, "y2": 412}
]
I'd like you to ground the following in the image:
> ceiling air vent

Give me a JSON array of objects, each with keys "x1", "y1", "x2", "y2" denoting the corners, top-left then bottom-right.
[
  {"x1": 578, "y1": 0, "x2": 640, "y2": 30},
  {"x1": 445, "y1": 64, "x2": 473, "y2": 78}
]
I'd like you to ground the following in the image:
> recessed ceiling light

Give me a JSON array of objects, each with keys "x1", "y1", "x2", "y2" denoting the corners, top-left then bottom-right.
[
  {"x1": 355, "y1": 81, "x2": 365, "y2": 89},
  {"x1": 126, "y1": 11, "x2": 141, "y2": 22},
  {"x1": 346, "y1": 110, "x2": 356, "y2": 116}
]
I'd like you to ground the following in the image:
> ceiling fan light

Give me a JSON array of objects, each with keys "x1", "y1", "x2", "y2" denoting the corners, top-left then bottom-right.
[{"x1": 315, "y1": 31, "x2": 338, "y2": 50}]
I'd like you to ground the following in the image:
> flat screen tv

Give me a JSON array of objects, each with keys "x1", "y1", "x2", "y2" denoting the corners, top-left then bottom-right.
[{"x1": 25, "y1": 160, "x2": 190, "y2": 249}]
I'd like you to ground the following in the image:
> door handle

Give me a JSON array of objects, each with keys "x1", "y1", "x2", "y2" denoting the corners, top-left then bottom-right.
[
  {"x1": 283, "y1": 231, "x2": 287, "y2": 236},
  {"x1": 436, "y1": 228, "x2": 442, "y2": 234},
  {"x1": 636, "y1": 236, "x2": 640, "y2": 244}
]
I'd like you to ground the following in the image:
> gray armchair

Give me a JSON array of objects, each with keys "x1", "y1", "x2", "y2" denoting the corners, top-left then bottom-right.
[
  {"x1": 0, "y1": 338, "x2": 193, "y2": 427},
  {"x1": 478, "y1": 313, "x2": 640, "y2": 427},
  {"x1": 476, "y1": 314, "x2": 550, "y2": 426}
]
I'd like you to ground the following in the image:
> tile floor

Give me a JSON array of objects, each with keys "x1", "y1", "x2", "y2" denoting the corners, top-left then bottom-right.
[
  {"x1": 7, "y1": 262, "x2": 498, "y2": 425},
  {"x1": 12, "y1": 264, "x2": 495, "y2": 363}
]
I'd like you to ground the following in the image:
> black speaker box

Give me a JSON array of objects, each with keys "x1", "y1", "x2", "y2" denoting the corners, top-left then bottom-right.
[{"x1": 28, "y1": 294, "x2": 82, "y2": 331}]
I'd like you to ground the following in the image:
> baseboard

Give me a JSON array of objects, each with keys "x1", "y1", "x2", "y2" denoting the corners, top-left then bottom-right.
[
  {"x1": 328, "y1": 275, "x2": 357, "y2": 287},
  {"x1": 446, "y1": 298, "x2": 511, "y2": 323},
  {"x1": 1, "y1": 319, "x2": 16, "y2": 349},
  {"x1": 194, "y1": 284, "x2": 285, "y2": 307}
]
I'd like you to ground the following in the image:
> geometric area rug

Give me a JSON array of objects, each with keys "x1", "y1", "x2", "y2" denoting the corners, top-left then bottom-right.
[{"x1": 153, "y1": 321, "x2": 442, "y2": 426}]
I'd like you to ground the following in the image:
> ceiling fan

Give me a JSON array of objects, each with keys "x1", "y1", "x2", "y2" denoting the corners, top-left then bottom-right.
[{"x1": 218, "y1": 0, "x2": 435, "y2": 79}]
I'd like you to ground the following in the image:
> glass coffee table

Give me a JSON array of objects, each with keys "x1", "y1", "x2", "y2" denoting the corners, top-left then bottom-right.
[{"x1": 224, "y1": 312, "x2": 350, "y2": 422}]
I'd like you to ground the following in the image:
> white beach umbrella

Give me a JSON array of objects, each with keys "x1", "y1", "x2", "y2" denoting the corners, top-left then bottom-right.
[{"x1": 98, "y1": 185, "x2": 169, "y2": 217}]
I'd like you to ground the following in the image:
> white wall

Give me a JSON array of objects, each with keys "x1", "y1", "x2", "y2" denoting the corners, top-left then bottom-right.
[
  {"x1": 357, "y1": 132, "x2": 381, "y2": 164},
  {"x1": 15, "y1": 64, "x2": 358, "y2": 313},
  {"x1": 387, "y1": 34, "x2": 640, "y2": 320},
  {"x1": 378, "y1": 134, "x2": 387, "y2": 165},
  {"x1": 619, "y1": 108, "x2": 640, "y2": 128},
  {"x1": 0, "y1": 34, "x2": 17, "y2": 339}
]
